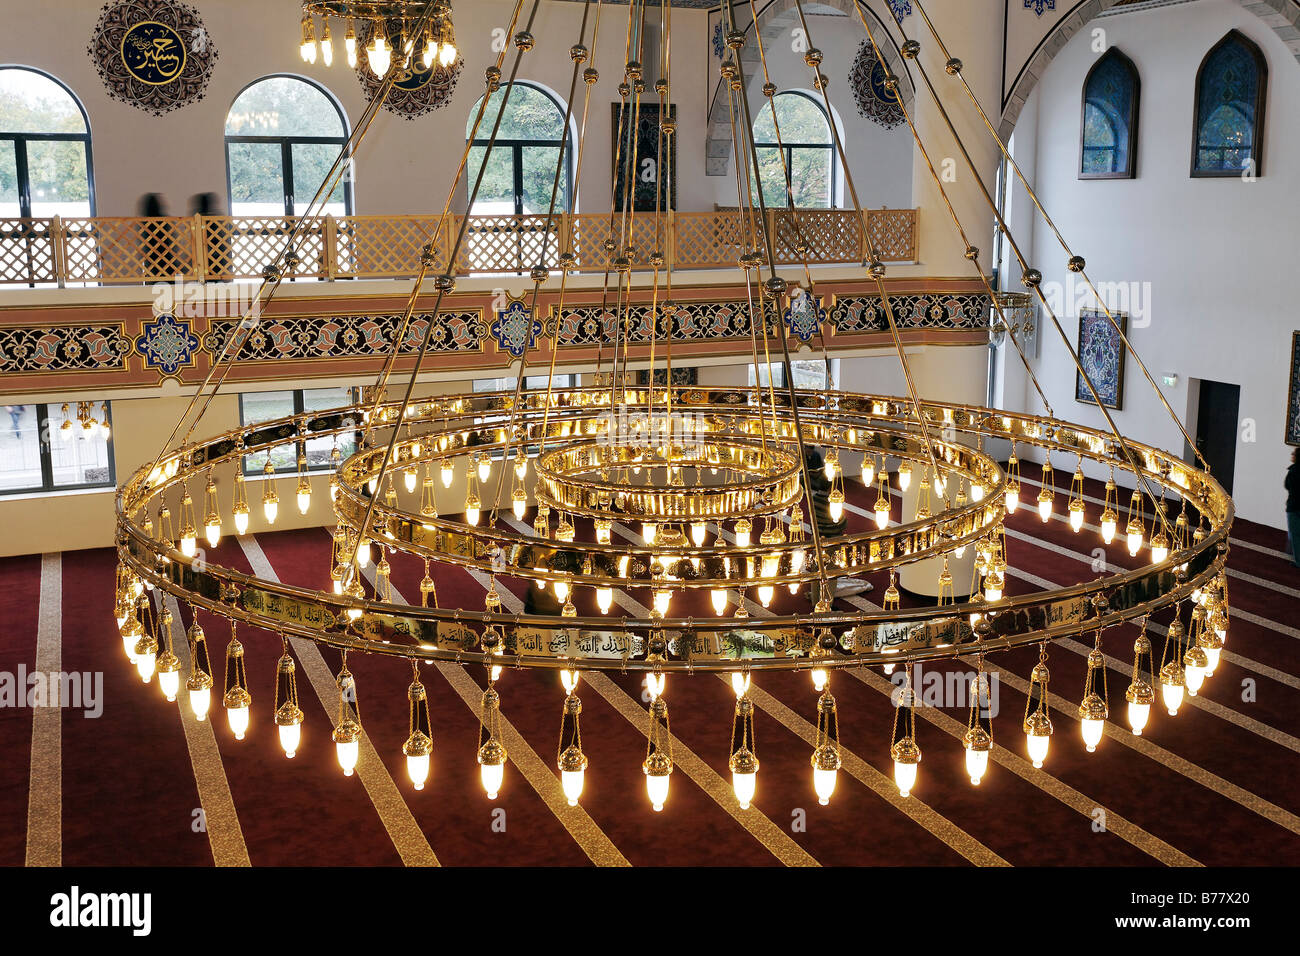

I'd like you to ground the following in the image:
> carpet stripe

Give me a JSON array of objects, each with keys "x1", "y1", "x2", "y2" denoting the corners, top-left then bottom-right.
[
  {"x1": 25, "y1": 553, "x2": 61, "y2": 867},
  {"x1": 157, "y1": 592, "x2": 252, "y2": 866},
  {"x1": 241, "y1": 536, "x2": 440, "y2": 867}
]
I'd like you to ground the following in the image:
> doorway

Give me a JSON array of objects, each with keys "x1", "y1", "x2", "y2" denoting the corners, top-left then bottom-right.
[{"x1": 1192, "y1": 379, "x2": 1240, "y2": 495}]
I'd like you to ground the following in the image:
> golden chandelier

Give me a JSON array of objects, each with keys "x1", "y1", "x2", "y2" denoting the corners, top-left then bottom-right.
[{"x1": 116, "y1": 0, "x2": 1233, "y2": 814}]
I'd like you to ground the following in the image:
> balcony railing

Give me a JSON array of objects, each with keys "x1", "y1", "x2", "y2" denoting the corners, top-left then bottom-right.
[{"x1": 0, "y1": 208, "x2": 916, "y2": 287}]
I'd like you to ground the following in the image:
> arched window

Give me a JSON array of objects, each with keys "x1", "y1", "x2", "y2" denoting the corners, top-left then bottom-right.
[
  {"x1": 466, "y1": 82, "x2": 571, "y2": 215},
  {"x1": 225, "y1": 75, "x2": 352, "y2": 216},
  {"x1": 1192, "y1": 31, "x2": 1267, "y2": 177},
  {"x1": 752, "y1": 91, "x2": 836, "y2": 209},
  {"x1": 0, "y1": 67, "x2": 93, "y2": 217},
  {"x1": 1079, "y1": 48, "x2": 1139, "y2": 179}
]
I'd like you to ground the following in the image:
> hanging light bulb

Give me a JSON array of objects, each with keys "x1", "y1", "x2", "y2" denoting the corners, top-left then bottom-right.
[
  {"x1": 274, "y1": 650, "x2": 304, "y2": 759},
  {"x1": 1159, "y1": 660, "x2": 1185, "y2": 716},
  {"x1": 366, "y1": 28, "x2": 391, "y2": 76},
  {"x1": 344, "y1": 20, "x2": 358, "y2": 67},
  {"x1": 828, "y1": 488, "x2": 845, "y2": 523},
  {"x1": 596, "y1": 587, "x2": 613, "y2": 613},
  {"x1": 983, "y1": 570, "x2": 1004, "y2": 603},
  {"x1": 477, "y1": 453, "x2": 492, "y2": 483},
  {"x1": 223, "y1": 630, "x2": 251, "y2": 741},
  {"x1": 440, "y1": 459, "x2": 454, "y2": 488},
  {"x1": 892, "y1": 737, "x2": 920, "y2": 797},
  {"x1": 823, "y1": 448, "x2": 838, "y2": 481},
  {"x1": 478, "y1": 687, "x2": 507, "y2": 799},
  {"x1": 594, "y1": 517, "x2": 612, "y2": 544},
  {"x1": 897, "y1": 461, "x2": 912, "y2": 491},
  {"x1": 690, "y1": 522, "x2": 707, "y2": 547},
  {"x1": 1079, "y1": 638, "x2": 1109, "y2": 752},
  {"x1": 964, "y1": 725, "x2": 992, "y2": 785},
  {"x1": 439, "y1": 28, "x2": 457, "y2": 67},
  {"x1": 422, "y1": 26, "x2": 438, "y2": 69},
  {"x1": 1069, "y1": 497, "x2": 1085, "y2": 532},
  {"x1": 1183, "y1": 644, "x2": 1209, "y2": 697},
  {"x1": 1127, "y1": 519, "x2": 1144, "y2": 557},
  {"x1": 300, "y1": 14, "x2": 317, "y2": 63},
  {"x1": 332, "y1": 665, "x2": 360, "y2": 778},
  {"x1": 464, "y1": 492, "x2": 481, "y2": 526},
  {"x1": 1101, "y1": 509, "x2": 1117, "y2": 544},
  {"x1": 711, "y1": 589, "x2": 728, "y2": 615},
  {"x1": 156, "y1": 612, "x2": 180, "y2": 702},
  {"x1": 653, "y1": 587, "x2": 672, "y2": 617},
  {"x1": 860, "y1": 455, "x2": 875, "y2": 487},
  {"x1": 1150, "y1": 531, "x2": 1170, "y2": 564},
  {"x1": 642, "y1": 522, "x2": 657, "y2": 545},
  {"x1": 757, "y1": 584, "x2": 774, "y2": 607},
  {"x1": 186, "y1": 621, "x2": 213, "y2": 721},
  {"x1": 262, "y1": 460, "x2": 279, "y2": 524},
  {"x1": 319, "y1": 17, "x2": 333, "y2": 66},
  {"x1": 1037, "y1": 485, "x2": 1053, "y2": 522},
  {"x1": 232, "y1": 473, "x2": 250, "y2": 535},
  {"x1": 512, "y1": 487, "x2": 527, "y2": 520},
  {"x1": 403, "y1": 671, "x2": 433, "y2": 790},
  {"x1": 404, "y1": 467, "x2": 418, "y2": 495},
  {"x1": 134, "y1": 630, "x2": 158, "y2": 683},
  {"x1": 296, "y1": 476, "x2": 311, "y2": 515},
  {"x1": 811, "y1": 686, "x2": 841, "y2": 804},
  {"x1": 733, "y1": 518, "x2": 751, "y2": 548},
  {"x1": 1023, "y1": 649, "x2": 1052, "y2": 769}
]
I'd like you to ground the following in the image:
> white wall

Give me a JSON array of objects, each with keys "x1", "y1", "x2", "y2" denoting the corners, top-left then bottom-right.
[{"x1": 1004, "y1": 0, "x2": 1298, "y2": 528}]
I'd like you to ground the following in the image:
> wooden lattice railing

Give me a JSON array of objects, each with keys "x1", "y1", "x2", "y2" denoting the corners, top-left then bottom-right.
[{"x1": 0, "y1": 208, "x2": 916, "y2": 286}]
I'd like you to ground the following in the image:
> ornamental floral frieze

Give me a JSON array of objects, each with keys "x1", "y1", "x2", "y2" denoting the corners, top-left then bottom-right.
[
  {"x1": 830, "y1": 292, "x2": 991, "y2": 334},
  {"x1": 203, "y1": 309, "x2": 486, "y2": 362},
  {"x1": 0, "y1": 324, "x2": 132, "y2": 374}
]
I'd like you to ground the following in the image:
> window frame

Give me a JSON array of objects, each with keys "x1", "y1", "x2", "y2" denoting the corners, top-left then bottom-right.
[
  {"x1": 752, "y1": 90, "x2": 837, "y2": 209},
  {"x1": 1190, "y1": 30, "x2": 1268, "y2": 179},
  {"x1": 238, "y1": 387, "x2": 359, "y2": 476},
  {"x1": 224, "y1": 74, "x2": 354, "y2": 218},
  {"x1": 466, "y1": 81, "x2": 574, "y2": 218},
  {"x1": 1078, "y1": 47, "x2": 1140, "y2": 181},
  {"x1": 0, "y1": 402, "x2": 115, "y2": 496}
]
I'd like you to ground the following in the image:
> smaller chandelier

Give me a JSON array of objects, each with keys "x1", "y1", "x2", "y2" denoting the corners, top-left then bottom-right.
[{"x1": 300, "y1": 1, "x2": 457, "y2": 77}]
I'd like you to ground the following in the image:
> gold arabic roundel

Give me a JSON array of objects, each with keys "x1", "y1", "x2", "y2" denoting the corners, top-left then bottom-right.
[{"x1": 88, "y1": 0, "x2": 218, "y2": 115}]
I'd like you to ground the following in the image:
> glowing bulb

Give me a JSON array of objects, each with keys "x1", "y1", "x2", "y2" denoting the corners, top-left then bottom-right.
[
  {"x1": 730, "y1": 672, "x2": 750, "y2": 698},
  {"x1": 893, "y1": 755, "x2": 918, "y2": 797},
  {"x1": 1026, "y1": 730, "x2": 1050, "y2": 769},
  {"x1": 278, "y1": 721, "x2": 301, "y2": 758},
  {"x1": 158, "y1": 662, "x2": 180, "y2": 703},
  {"x1": 561, "y1": 670, "x2": 580, "y2": 695},
  {"x1": 984, "y1": 572, "x2": 1004, "y2": 603},
  {"x1": 440, "y1": 460, "x2": 453, "y2": 488},
  {"x1": 1127, "y1": 700, "x2": 1151, "y2": 736},
  {"x1": 189, "y1": 685, "x2": 211, "y2": 722},
  {"x1": 1161, "y1": 680, "x2": 1184, "y2": 716},
  {"x1": 404, "y1": 468, "x2": 417, "y2": 494},
  {"x1": 554, "y1": 579, "x2": 570, "y2": 603},
  {"x1": 264, "y1": 498, "x2": 278, "y2": 525},
  {"x1": 642, "y1": 522, "x2": 657, "y2": 545},
  {"x1": 734, "y1": 520, "x2": 751, "y2": 548},
  {"x1": 320, "y1": 26, "x2": 333, "y2": 66},
  {"x1": 646, "y1": 673, "x2": 666, "y2": 701},
  {"x1": 297, "y1": 488, "x2": 311, "y2": 515},
  {"x1": 1005, "y1": 489, "x2": 1020, "y2": 514},
  {"x1": 512, "y1": 489, "x2": 527, "y2": 520},
  {"x1": 1101, "y1": 513, "x2": 1117, "y2": 544},
  {"x1": 644, "y1": 759, "x2": 671, "y2": 812},
  {"x1": 204, "y1": 520, "x2": 220, "y2": 549},
  {"x1": 732, "y1": 770, "x2": 756, "y2": 810},
  {"x1": 356, "y1": 539, "x2": 372, "y2": 568},
  {"x1": 422, "y1": 36, "x2": 438, "y2": 68},
  {"x1": 1183, "y1": 648, "x2": 1208, "y2": 696},
  {"x1": 366, "y1": 34, "x2": 391, "y2": 76},
  {"x1": 828, "y1": 489, "x2": 844, "y2": 523},
  {"x1": 465, "y1": 494, "x2": 481, "y2": 526},
  {"x1": 690, "y1": 522, "x2": 707, "y2": 547},
  {"x1": 1203, "y1": 645, "x2": 1221, "y2": 675},
  {"x1": 874, "y1": 499, "x2": 889, "y2": 529},
  {"x1": 711, "y1": 589, "x2": 728, "y2": 615},
  {"x1": 404, "y1": 752, "x2": 429, "y2": 790},
  {"x1": 330, "y1": 736, "x2": 357, "y2": 776},
  {"x1": 860, "y1": 459, "x2": 875, "y2": 486},
  {"x1": 758, "y1": 585, "x2": 774, "y2": 607},
  {"x1": 227, "y1": 702, "x2": 250, "y2": 740},
  {"x1": 1069, "y1": 502, "x2": 1085, "y2": 532},
  {"x1": 561, "y1": 768, "x2": 585, "y2": 807},
  {"x1": 897, "y1": 463, "x2": 912, "y2": 491},
  {"x1": 439, "y1": 40, "x2": 456, "y2": 67},
  {"x1": 653, "y1": 589, "x2": 672, "y2": 616},
  {"x1": 970, "y1": 482, "x2": 985, "y2": 502},
  {"x1": 477, "y1": 455, "x2": 491, "y2": 483},
  {"x1": 344, "y1": 23, "x2": 358, "y2": 67},
  {"x1": 1151, "y1": 535, "x2": 1169, "y2": 564},
  {"x1": 1127, "y1": 527, "x2": 1143, "y2": 557},
  {"x1": 300, "y1": 28, "x2": 317, "y2": 64},
  {"x1": 965, "y1": 746, "x2": 989, "y2": 786},
  {"x1": 1082, "y1": 718, "x2": 1105, "y2": 752},
  {"x1": 1037, "y1": 490, "x2": 1053, "y2": 522},
  {"x1": 810, "y1": 668, "x2": 827, "y2": 693},
  {"x1": 596, "y1": 587, "x2": 613, "y2": 614}
]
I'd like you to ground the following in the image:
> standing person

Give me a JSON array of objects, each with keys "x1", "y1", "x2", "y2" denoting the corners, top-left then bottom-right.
[
  {"x1": 1287, "y1": 448, "x2": 1300, "y2": 568},
  {"x1": 137, "y1": 193, "x2": 174, "y2": 282}
]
